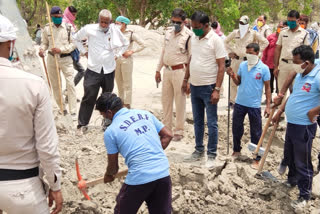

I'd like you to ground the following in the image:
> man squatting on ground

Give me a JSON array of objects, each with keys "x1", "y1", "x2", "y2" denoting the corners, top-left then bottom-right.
[
  {"x1": 0, "y1": 15, "x2": 62, "y2": 214},
  {"x1": 156, "y1": 8, "x2": 193, "y2": 142},
  {"x1": 96, "y1": 93, "x2": 173, "y2": 214},
  {"x1": 115, "y1": 15, "x2": 146, "y2": 109},
  {"x1": 182, "y1": 11, "x2": 226, "y2": 169},
  {"x1": 39, "y1": 6, "x2": 77, "y2": 119},
  {"x1": 73, "y1": 9, "x2": 129, "y2": 133},
  {"x1": 226, "y1": 43, "x2": 271, "y2": 167},
  {"x1": 272, "y1": 45, "x2": 320, "y2": 208}
]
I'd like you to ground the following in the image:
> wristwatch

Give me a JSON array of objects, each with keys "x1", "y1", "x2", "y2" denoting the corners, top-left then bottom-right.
[{"x1": 214, "y1": 87, "x2": 221, "y2": 91}]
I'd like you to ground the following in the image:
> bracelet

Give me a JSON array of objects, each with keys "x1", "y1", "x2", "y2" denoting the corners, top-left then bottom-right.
[{"x1": 183, "y1": 79, "x2": 188, "y2": 82}]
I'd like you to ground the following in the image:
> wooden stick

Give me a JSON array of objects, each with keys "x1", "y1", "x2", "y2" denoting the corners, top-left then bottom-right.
[
  {"x1": 45, "y1": 2, "x2": 64, "y2": 113},
  {"x1": 257, "y1": 123, "x2": 278, "y2": 174},
  {"x1": 86, "y1": 170, "x2": 128, "y2": 188},
  {"x1": 41, "y1": 57, "x2": 52, "y2": 93},
  {"x1": 253, "y1": 107, "x2": 276, "y2": 158}
]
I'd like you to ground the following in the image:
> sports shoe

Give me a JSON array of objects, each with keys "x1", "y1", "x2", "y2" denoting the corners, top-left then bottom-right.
[
  {"x1": 184, "y1": 150, "x2": 204, "y2": 162},
  {"x1": 76, "y1": 125, "x2": 88, "y2": 136},
  {"x1": 283, "y1": 180, "x2": 297, "y2": 188},
  {"x1": 101, "y1": 118, "x2": 112, "y2": 131},
  {"x1": 71, "y1": 113, "x2": 77, "y2": 121},
  {"x1": 172, "y1": 134, "x2": 183, "y2": 142},
  {"x1": 291, "y1": 197, "x2": 308, "y2": 209},
  {"x1": 205, "y1": 156, "x2": 216, "y2": 169},
  {"x1": 232, "y1": 152, "x2": 241, "y2": 159},
  {"x1": 278, "y1": 161, "x2": 287, "y2": 175}
]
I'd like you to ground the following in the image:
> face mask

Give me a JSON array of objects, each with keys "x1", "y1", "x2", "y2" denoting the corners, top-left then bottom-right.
[
  {"x1": 277, "y1": 28, "x2": 281, "y2": 34},
  {"x1": 8, "y1": 40, "x2": 15, "y2": 61},
  {"x1": 173, "y1": 23, "x2": 182, "y2": 33},
  {"x1": 99, "y1": 26, "x2": 109, "y2": 33},
  {"x1": 257, "y1": 21, "x2": 263, "y2": 28},
  {"x1": 287, "y1": 20, "x2": 297, "y2": 29},
  {"x1": 239, "y1": 24, "x2": 249, "y2": 39},
  {"x1": 116, "y1": 24, "x2": 122, "y2": 29},
  {"x1": 300, "y1": 24, "x2": 305, "y2": 29},
  {"x1": 293, "y1": 63, "x2": 306, "y2": 74},
  {"x1": 51, "y1": 16, "x2": 62, "y2": 25},
  {"x1": 246, "y1": 53, "x2": 259, "y2": 70},
  {"x1": 193, "y1": 28, "x2": 204, "y2": 37}
]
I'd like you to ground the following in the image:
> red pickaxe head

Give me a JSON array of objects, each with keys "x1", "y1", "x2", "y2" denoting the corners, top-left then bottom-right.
[{"x1": 76, "y1": 158, "x2": 91, "y2": 200}]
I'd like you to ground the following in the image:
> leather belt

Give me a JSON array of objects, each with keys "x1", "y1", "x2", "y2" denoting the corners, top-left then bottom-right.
[
  {"x1": 48, "y1": 51, "x2": 71, "y2": 58},
  {"x1": 0, "y1": 167, "x2": 39, "y2": 181},
  {"x1": 165, "y1": 64, "x2": 187, "y2": 71}
]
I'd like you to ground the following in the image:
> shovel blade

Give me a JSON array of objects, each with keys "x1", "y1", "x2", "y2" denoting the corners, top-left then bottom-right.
[{"x1": 255, "y1": 171, "x2": 278, "y2": 182}]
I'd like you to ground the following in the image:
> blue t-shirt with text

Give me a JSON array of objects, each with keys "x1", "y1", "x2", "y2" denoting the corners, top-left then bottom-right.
[
  {"x1": 236, "y1": 60, "x2": 271, "y2": 108},
  {"x1": 285, "y1": 64, "x2": 320, "y2": 125},
  {"x1": 104, "y1": 108, "x2": 169, "y2": 185}
]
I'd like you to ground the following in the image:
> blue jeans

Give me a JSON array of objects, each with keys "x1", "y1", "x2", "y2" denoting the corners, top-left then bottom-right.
[{"x1": 190, "y1": 84, "x2": 218, "y2": 157}]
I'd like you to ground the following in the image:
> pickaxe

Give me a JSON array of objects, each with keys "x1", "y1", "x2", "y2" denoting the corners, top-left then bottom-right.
[{"x1": 75, "y1": 158, "x2": 128, "y2": 200}]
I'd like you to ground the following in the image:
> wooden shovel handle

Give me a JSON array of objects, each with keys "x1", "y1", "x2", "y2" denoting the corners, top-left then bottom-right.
[
  {"x1": 86, "y1": 169, "x2": 128, "y2": 187},
  {"x1": 253, "y1": 107, "x2": 276, "y2": 157}
]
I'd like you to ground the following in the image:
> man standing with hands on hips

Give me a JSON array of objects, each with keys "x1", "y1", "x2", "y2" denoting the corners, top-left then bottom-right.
[
  {"x1": 156, "y1": 8, "x2": 193, "y2": 142},
  {"x1": 182, "y1": 11, "x2": 226, "y2": 168}
]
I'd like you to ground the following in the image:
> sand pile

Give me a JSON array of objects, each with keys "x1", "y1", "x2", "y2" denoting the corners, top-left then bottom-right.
[{"x1": 56, "y1": 113, "x2": 320, "y2": 214}]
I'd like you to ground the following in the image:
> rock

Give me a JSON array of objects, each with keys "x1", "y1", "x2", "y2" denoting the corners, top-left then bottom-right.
[
  {"x1": 205, "y1": 195, "x2": 216, "y2": 204},
  {"x1": 259, "y1": 187, "x2": 273, "y2": 196},
  {"x1": 79, "y1": 201, "x2": 99, "y2": 212},
  {"x1": 312, "y1": 173, "x2": 320, "y2": 197}
]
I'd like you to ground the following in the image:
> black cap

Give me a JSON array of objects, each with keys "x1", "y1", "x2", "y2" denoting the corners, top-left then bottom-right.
[{"x1": 50, "y1": 6, "x2": 62, "y2": 15}]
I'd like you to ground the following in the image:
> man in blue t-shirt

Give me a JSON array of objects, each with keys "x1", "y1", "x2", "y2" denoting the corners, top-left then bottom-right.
[
  {"x1": 95, "y1": 92, "x2": 173, "y2": 214},
  {"x1": 272, "y1": 45, "x2": 320, "y2": 209},
  {"x1": 226, "y1": 43, "x2": 271, "y2": 167}
]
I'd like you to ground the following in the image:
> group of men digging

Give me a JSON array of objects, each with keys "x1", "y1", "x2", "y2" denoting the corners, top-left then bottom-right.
[{"x1": 0, "y1": 5, "x2": 319, "y2": 214}]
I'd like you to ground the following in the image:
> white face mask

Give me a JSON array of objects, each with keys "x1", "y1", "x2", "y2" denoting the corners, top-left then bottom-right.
[
  {"x1": 246, "y1": 53, "x2": 259, "y2": 71},
  {"x1": 116, "y1": 24, "x2": 122, "y2": 29},
  {"x1": 293, "y1": 63, "x2": 306, "y2": 74},
  {"x1": 239, "y1": 24, "x2": 249, "y2": 39}
]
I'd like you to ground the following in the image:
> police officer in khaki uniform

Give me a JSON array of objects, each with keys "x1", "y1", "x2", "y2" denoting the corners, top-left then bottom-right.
[
  {"x1": 274, "y1": 10, "x2": 309, "y2": 106},
  {"x1": 225, "y1": 15, "x2": 269, "y2": 105},
  {"x1": 257, "y1": 15, "x2": 272, "y2": 38},
  {"x1": 115, "y1": 16, "x2": 146, "y2": 109},
  {"x1": 155, "y1": 8, "x2": 193, "y2": 142},
  {"x1": 39, "y1": 6, "x2": 77, "y2": 119}
]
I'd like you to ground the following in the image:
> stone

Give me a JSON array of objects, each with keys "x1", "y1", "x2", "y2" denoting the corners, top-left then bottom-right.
[{"x1": 312, "y1": 173, "x2": 320, "y2": 198}]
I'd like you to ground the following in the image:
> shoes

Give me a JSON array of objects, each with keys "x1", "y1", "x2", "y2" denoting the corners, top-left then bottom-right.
[
  {"x1": 283, "y1": 180, "x2": 297, "y2": 188},
  {"x1": 184, "y1": 150, "x2": 204, "y2": 162},
  {"x1": 76, "y1": 125, "x2": 88, "y2": 135},
  {"x1": 291, "y1": 197, "x2": 308, "y2": 209},
  {"x1": 71, "y1": 113, "x2": 77, "y2": 121},
  {"x1": 205, "y1": 156, "x2": 216, "y2": 169},
  {"x1": 172, "y1": 134, "x2": 183, "y2": 142},
  {"x1": 232, "y1": 152, "x2": 241, "y2": 159},
  {"x1": 278, "y1": 162, "x2": 287, "y2": 175},
  {"x1": 63, "y1": 110, "x2": 68, "y2": 116}
]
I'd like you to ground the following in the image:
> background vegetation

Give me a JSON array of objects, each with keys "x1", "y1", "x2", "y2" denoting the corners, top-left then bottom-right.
[{"x1": 17, "y1": 0, "x2": 318, "y2": 35}]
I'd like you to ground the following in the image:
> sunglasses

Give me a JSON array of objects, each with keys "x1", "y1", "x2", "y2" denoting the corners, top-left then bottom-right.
[{"x1": 172, "y1": 21, "x2": 182, "y2": 25}]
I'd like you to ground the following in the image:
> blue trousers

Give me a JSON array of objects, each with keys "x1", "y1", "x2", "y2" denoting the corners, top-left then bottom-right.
[
  {"x1": 284, "y1": 123, "x2": 317, "y2": 200},
  {"x1": 190, "y1": 84, "x2": 218, "y2": 157},
  {"x1": 232, "y1": 103, "x2": 262, "y2": 160}
]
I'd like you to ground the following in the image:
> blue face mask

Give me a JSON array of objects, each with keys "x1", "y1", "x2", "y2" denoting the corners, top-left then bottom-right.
[
  {"x1": 287, "y1": 20, "x2": 297, "y2": 29},
  {"x1": 52, "y1": 16, "x2": 63, "y2": 25}
]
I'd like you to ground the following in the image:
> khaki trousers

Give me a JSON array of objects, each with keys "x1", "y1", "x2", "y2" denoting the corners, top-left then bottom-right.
[
  {"x1": 230, "y1": 58, "x2": 243, "y2": 103},
  {"x1": 162, "y1": 67, "x2": 186, "y2": 136},
  {"x1": 0, "y1": 177, "x2": 49, "y2": 214},
  {"x1": 115, "y1": 57, "x2": 133, "y2": 105},
  {"x1": 47, "y1": 55, "x2": 77, "y2": 114},
  {"x1": 278, "y1": 62, "x2": 294, "y2": 103}
]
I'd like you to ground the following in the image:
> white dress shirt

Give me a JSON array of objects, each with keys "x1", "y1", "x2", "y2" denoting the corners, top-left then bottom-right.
[
  {"x1": 73, "y1": 23, "x2": 129, "y2": 74},
  {"x1": 0, "y1": 58, "x2": 61, "y2": 191}
]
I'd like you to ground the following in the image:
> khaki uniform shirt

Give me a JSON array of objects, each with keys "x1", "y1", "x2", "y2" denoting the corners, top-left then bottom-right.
[
  {"x1": 0, "y1": 58, "x2": 61, "y2": 191},
  {"x1": 276, "y1": 27, "x2": 309, "y2": 62},
  {"x1": 41, "y1": 23, "x2": 76, "y2": 54},
  {"x1": 157, "y1": 26, "x2": 193, "y2": 71},
  {"x1": 224, "y1": 29, "x2": 269, "y2": 58},
  {"x1": 117, "y1": 29, "x2": 146, "y2": 62},
  {"x1": 259, "y1": 24, "x2": 272, "y2": 38}
]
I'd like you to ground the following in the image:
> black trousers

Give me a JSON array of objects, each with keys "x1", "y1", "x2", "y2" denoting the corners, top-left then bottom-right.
[
  {"x1": 73, "y1": 60, "x2": 85, "y2": 86},
  {"x1": 78, "y1": 69, "x2": 114, "y2": 128},
  {"x1": 269, "y1": 68, "x2": 278, "y2": 94},
  {"x1": 114, "y1": 176, "x2": 172, "y2": 214}
]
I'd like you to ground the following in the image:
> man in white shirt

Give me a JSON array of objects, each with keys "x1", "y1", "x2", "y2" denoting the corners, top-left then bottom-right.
[
  {"x1": 182, "y1": 11, "x2": 226, "y2": 168},
  {"x1": 257, "y1": 15, "x2": 272, "y2": 38},
  {"x1": 73, "y1": 9, "x2": 129, "y2": 132},
  {"x1": 0, "y1": 15, "x2": 62, "y2": 214}
]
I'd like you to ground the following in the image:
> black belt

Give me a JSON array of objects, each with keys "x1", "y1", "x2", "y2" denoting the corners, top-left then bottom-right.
[
  {"x1": 0, "y1": 167, "x2": 39, "y2": 181},
  {"x1": 48, "y1": 52, "x2": 71, "y2": 58}
]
